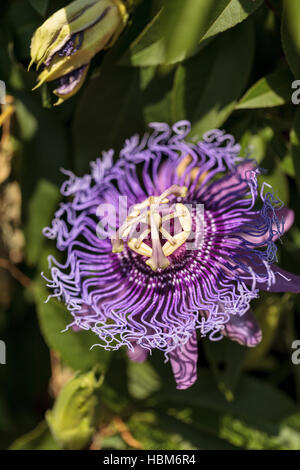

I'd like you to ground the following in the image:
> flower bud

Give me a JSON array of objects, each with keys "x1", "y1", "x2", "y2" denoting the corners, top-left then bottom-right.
[
  {"x1": 46, "y1": 369, "x2": 103, "y2": 450},
  {"x1": 29, "y1": 0, "x2": 129, "y2": 105}
]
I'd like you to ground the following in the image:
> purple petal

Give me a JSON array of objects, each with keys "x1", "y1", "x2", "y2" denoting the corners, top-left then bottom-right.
[
  {"x1": 204, "y1": 160, "x2": 256, "y2": 200},
  {"x1": 256, "y1": 265, "x2": 300, "y2": 293},
  {"x1": 127, "y1": 342, "x2": 149, "y2": 363},
  {"x1": 169, "y1": 331, "x2": 198, "y2": 390},
  {"x1": 223, "y1": 309, "x2": 262, "y2": 347},
  {"x1": 241, "y1": 253, "x2": 300, "y2": 293},
  {"x1": 243, "y1": 207, "x2": 295, "y2": 244}
]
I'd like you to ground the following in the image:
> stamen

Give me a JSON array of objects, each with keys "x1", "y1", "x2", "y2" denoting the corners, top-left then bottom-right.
[
  {"x1": 111, "y1": 185, "x2": 191, "y2": 271},
  {"x1": 134, "y1": 228, "x2": 150, "y2": 249}
]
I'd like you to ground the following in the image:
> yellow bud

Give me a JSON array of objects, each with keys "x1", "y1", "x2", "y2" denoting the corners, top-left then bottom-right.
[
  {"x1": 30, "y1": 0, "x2": 129, "y2": 104},
  {"x1": 46, "y1": 369, "x2": 103, "y2": 450}
]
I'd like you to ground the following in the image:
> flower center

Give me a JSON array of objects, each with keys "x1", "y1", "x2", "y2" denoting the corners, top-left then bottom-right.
[{"x1": 111, "y1": 185, "x2": 192, "y2": 271}]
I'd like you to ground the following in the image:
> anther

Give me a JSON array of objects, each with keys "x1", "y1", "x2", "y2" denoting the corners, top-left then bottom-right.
[{"x1": 111, "y1": 185, "x2": 191, "y2": 270}]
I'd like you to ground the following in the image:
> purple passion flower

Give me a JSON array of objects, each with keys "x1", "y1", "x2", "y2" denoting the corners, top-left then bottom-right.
[{"x1": 43, "y1": 121, "x2": 300, "y2": 390}]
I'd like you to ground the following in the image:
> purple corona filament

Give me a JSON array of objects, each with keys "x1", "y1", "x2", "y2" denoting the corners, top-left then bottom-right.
[{"x1": 42, "y1": 121, "x2": 300, "y2": 390}]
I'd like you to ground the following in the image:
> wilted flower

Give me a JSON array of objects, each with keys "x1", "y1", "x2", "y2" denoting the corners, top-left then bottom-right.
[
  {"x1": 43, "y1": 121, "x2": 300, "y2": 390},
  {"x1": 29, "y1": 0, "x2": 129, "y2": 104}
]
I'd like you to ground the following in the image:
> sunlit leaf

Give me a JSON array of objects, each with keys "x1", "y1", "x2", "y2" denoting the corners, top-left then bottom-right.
[
  {"x1": 122, "y1": 0, "x2": 261, "y2": 66},
  {"x1": 236, "y1": 66, "x2": 293, "y2": 109},
  {"x1": 282, "y1": 0, "x2": 300, "y2": 78}
]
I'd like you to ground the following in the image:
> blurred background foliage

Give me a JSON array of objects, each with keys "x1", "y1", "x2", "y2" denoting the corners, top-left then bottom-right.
[{"x1": 1, "y1": 0, "x2": 300, "y2": 450}]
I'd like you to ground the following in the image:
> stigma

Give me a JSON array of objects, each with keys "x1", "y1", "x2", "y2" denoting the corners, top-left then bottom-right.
[{"x1": 111, "y1": 185, "x2": 192, "y2": 271}]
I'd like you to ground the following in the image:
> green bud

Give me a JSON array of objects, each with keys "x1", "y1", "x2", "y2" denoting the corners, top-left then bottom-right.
[
  {"x1": 29, "y1": 0, "x2": 129, "y2": 104},
  {"x1": 46, "y1": 369, "x2": 103, "y2": 450}
]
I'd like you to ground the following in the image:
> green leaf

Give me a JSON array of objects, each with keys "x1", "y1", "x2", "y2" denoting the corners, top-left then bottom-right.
[
  {"x1": 172, "y1": 20, "x2": 255, "y2": 139},
  {"x1": 162, "y1": 0, "x2": 232, "y2": 64},
  {"x1": 9, "y1": 421, "x2": 59, "y2": 450},
  {"x1": 122, "y1": 0, "x2": 262, "y2": 66},
  {"x1": 239, "y1": 125, "x2": 274, "y2": 164},
  {"x1": 236, "y1": 66, "x2": 293, "y2": 109},
  {"x1": 25, "y1": 180, "x2": 60, "y2": 266},
  {"x1": 28, "y1": 0, "x2": 49, "y2": 16},
  {"x1": 280, "y1": 152, "x2": 295, "y2": 178},
  {"x1": 282, "y1": 0, "x2": 300, "y2": 78},
  {"x1": 291, "y1": 108, "x2": 300, "y2": 194},
  {"x1": 201, "y1": 0, "x2": 263, "y2": 42},
  {"x1": 35, "y1": 285, "x2": 111, "y2": 372}
]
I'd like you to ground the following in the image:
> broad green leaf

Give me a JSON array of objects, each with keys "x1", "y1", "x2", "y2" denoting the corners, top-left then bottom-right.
[
  {"x1": 122, "y1": 0, "x2": 262, "y2": 66},
  {"x1": 35, "y1": 285, "x2": 111, "y2": 372},
  {"x1": 291, "y1": 108, "x2": 300, "y2": 195},
  {"x1": 172, "y1": 20, "x2": 255, "y2": 139},
  {"x1": 281, "y1": 152, "x2": 295, "y2": 178},
  {"x1": 282, "y1": 0, "x2": 300, "y2": 78},
  {"x1": 235, "y1": 119, "x2": 294, "y2": 184},
  {"x1": 236, "y1": 66, "x2": 293, "y2": 109},
  {"x1": 25, "y1": 179, "x2": 60, "y2": 266},
  {"x1": 239, "y1": 125, "x2": 274, "y2": 163},
  {"x1": 28, "y1": 0, "x2": 49, "y2": 16},
  {"x1": 162, "y1": 0, "x2": 231, "y2": 64},
  {"x1": 201, "y1": 0, "x2": 263, "y2": 42},
  {"x1": 10, "y1": 421, "x2": 59, "y2": 450}
]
